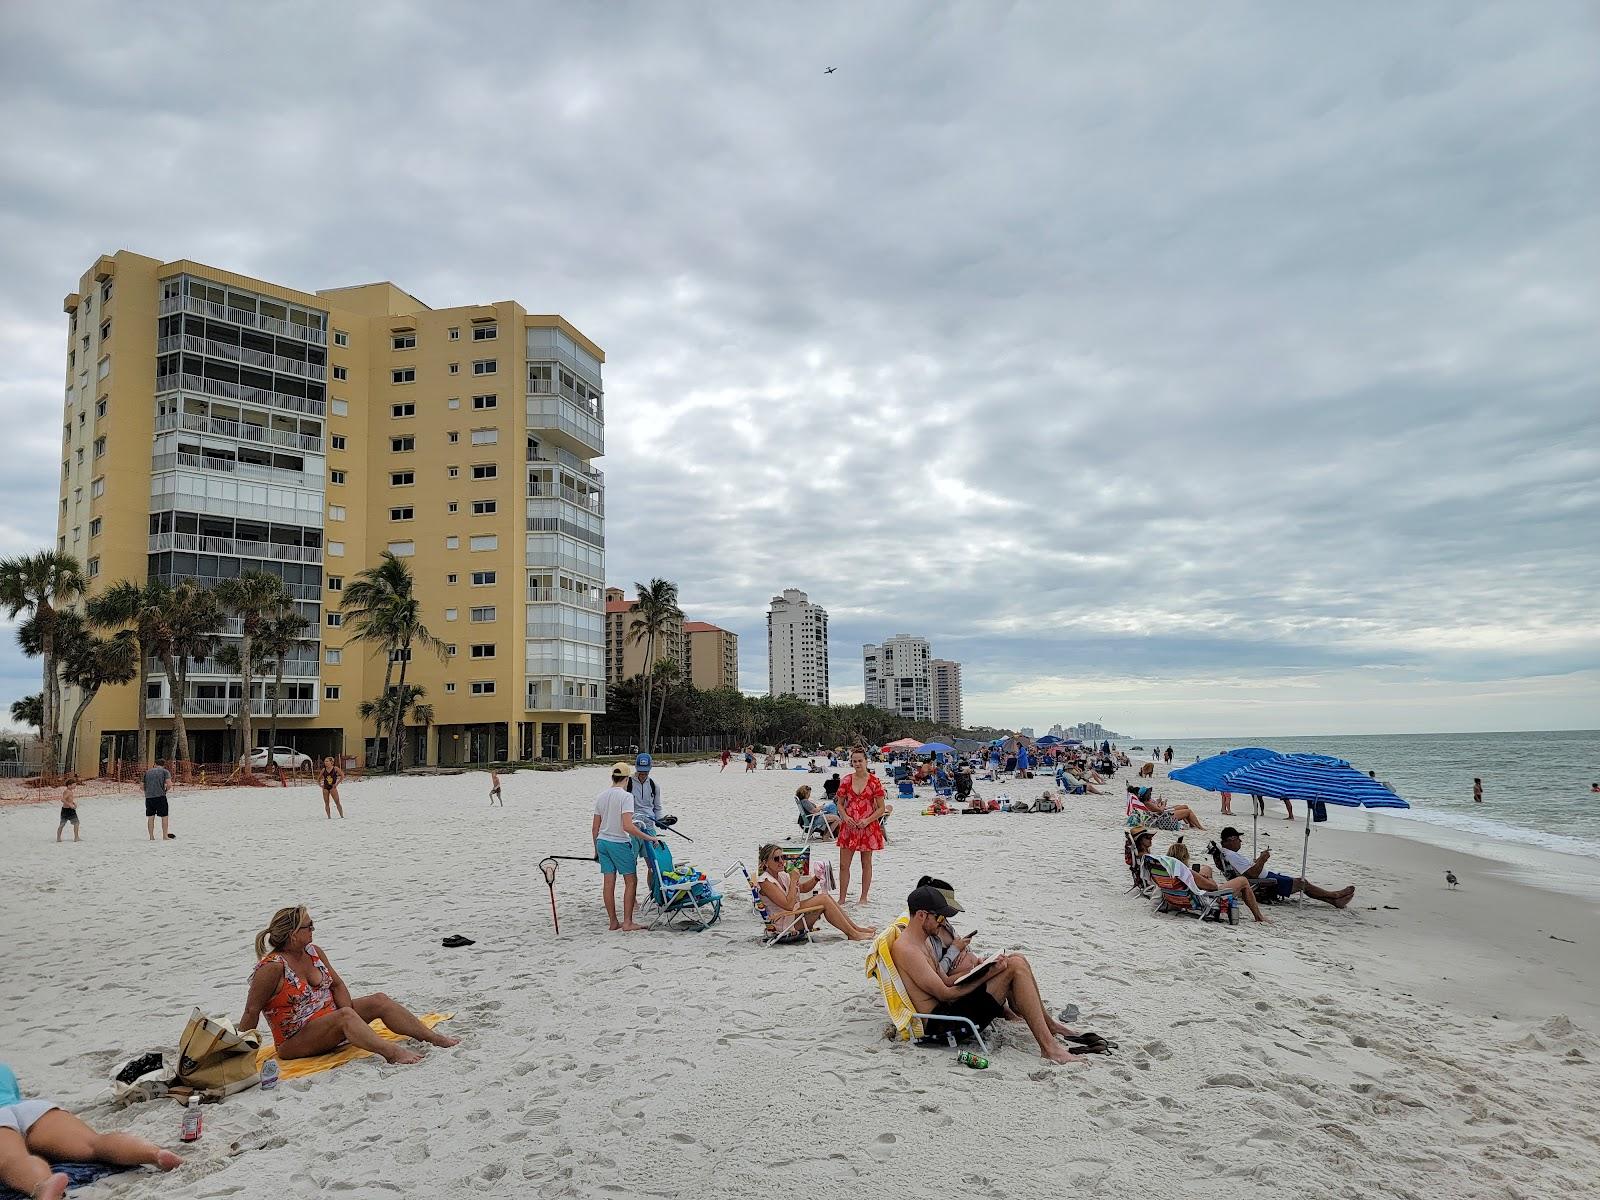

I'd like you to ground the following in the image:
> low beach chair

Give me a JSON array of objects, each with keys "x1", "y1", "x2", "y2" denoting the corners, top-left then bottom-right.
[
  {"x1": 642, "y1": 841, "x2": 722, "y2": 931},
  {"x1": 725, "y1": 861, "x2": 814, "y2": 946},
  {"x1": 795, "y1": 796, "x2": 834, "y2": 842},
  {"x1": 1123, "y1": 830, "x2": 1155, "y2": 895},
  {"x1": 1144, "y1": 856, "x2": 1235, "y2": 924},
  {"x1": 864, "y1": 919, "x2": 990, "y2": 1056}
]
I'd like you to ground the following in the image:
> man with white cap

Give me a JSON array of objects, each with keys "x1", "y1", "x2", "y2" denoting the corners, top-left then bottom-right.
[{"x1": 593, "y1": 761, "x2": 664, "y2": 931}]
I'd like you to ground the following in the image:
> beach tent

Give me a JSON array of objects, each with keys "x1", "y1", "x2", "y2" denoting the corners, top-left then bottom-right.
[
  {"x1": 1218, "y1": 754, "x2": 1407, "y2": 889},
  {"x1": 1171, "y1": 747, "x2": 1284, "y2": 854}
]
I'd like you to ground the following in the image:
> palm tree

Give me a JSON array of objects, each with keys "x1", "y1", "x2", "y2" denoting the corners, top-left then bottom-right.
[
  {"x1": 627, "y1": 578, "x2": 682, "y2": 753},
  {"x1": 259, "y1": 604, "x2": 311, "y2": 765},
  {"x1": 215, "y1": 639, "x2": 271, "y2": 764},
  {"x1": 0, "y1": 550, "x2": 86, "y2": 775},
  {"x1": 215, "y1": 572, "x2": 292, "y2": 768},
  {"x1": 60, "y1": 626, "x2": 140, "y2": 768},
  {"x1": 343, "y1": 553, "x2": 444, "y2": 771},
  {"x1": 87, "y1": 578, "x2": 168, "y2": 764},
  {"x1": 649, "y1": 657, "x2": 680, "y2": 753},
  {"x1": 155, "y1": 581, "x2": 223, "y2": 767},
  {"x1": 10, "y1": 694, "x2": 43, "y2": 740},
  {"x1": 357, "y1": 683, "x2": 426, "y2": 766},
  {"x1": 409, "y1": 701, "x2": 435, "y2": 768}
]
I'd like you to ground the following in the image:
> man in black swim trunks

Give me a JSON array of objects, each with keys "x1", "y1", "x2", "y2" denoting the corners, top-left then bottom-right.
[
  {"x1": 890, "y1": 886, "x2": 1081, "y2": 1064},
  {"x1": 143, "y1": 762, "x2": 174, "y2": 840}
]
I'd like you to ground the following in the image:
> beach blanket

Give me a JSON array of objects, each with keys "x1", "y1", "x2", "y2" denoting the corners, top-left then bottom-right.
[
  {"x1": 0, "y1": 1162, "x2": 126, "y2": 1199},
  {"x1": 864, "y1": 917, "x2": 918, "y2": 1040},
  {"x1": 254, "y1": 1013, "x2": 452, "y2": 1080}
]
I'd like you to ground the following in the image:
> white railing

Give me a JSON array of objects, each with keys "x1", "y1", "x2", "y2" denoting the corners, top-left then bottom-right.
[
  {"x1": 526, "y1": 481, "x2": 603, "y2": 512},
  {"x1": 526, "y1": 396, "x2": 604, "y2": 455},
  {"x1": 527, "y1": 446, "x2": 603, "y2": 483},
  {"x1": 152, "y1": 452, "x2": 318, "y2": 488},
  {"x1": 169, "y1": 656, "x2": 321, "y2": 678},
  {"x1": 525, "y1": 693, "x2": 605, "y2": 713},
  {"x1": 160, "y1": 293, "x2": 327, "y2": 344},
  {"x1": 526, "y1": 588, "x2": 604, "y2": 610},
  {"x1": 158, "y1": 334, "x2": 326, "y2": 381},
  {"x1": 148, "y1": 531, "x2": 323, "y2": 564},
  {"x1": 145, "y1": 696, "x2": 318, "y2": 718},
  {"x1": 154, "y1": 411, "x2": 324, "y2": 454},
  {"x1": 156, "y1": 371, "x2": 325, "y2": 417}
]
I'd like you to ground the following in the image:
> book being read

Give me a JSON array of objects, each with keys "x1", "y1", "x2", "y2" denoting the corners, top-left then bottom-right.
[{"x1": 951, "y1": 955, "x2": 1001, "y2": 986}]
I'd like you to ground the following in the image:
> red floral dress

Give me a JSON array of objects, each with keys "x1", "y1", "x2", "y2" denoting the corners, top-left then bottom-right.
[{"x1": 836, "y1": 772, "x2": 887, "y2": 852}]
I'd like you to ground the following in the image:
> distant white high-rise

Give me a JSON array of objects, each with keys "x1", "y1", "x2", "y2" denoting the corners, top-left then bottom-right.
[
  {"x1": 931, "y1": 659, "x2": 963, "y2": 727},
  {"x1": 767, "y1": 588, "x2": 830, "y2": 704},
  {"x1": 862, "y1": 634, "x2": 931, "y2": 722}
]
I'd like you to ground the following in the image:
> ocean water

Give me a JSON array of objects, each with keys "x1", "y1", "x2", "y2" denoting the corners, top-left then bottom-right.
[{"x1": 1138, "y1": 730, "x2": 1600, "y2": 865}]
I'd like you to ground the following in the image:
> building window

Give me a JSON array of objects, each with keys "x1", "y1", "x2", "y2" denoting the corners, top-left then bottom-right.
[
  {"x1": 328, "y1": 505, "x2": 346, "y2": 521},
  {"x1": 392, "y1": 333, "x2": 416, "y2": 350},
  {"x1": 470, "y1": 680, "x2": 496, "y2": 695},
  {"x1": 327, "y1": 612, "x2": 343, "y2": 628},
  {"x1": 471, "y1": 499, "x2": 497, "y2": 515},
  {"x1": 447, "y1": 431, "x2": 461, "y2": 444},
  {"x1": 90, "y1": 477, "x2": 105, "y2": 498},
  {"x1": 332, "y1": 366, "x2": 348, "y2": 381},
  {"x1": 328, "y1": 541, "x2": 345, "y2": 556},
  {"x1": 472, "y1": 394, "x2": 497, "y2": 410},
  {"x1": 473, "y1": 324, "x2": 498, "y2": 341},
  {"x1": 471, "y1": 570, "x2": 496, "y2": 586},
  {"x1": 446, "y1": 573, "x2": 458, "y2": 584},
  {"x1": 390, "y1": 506, "x2": 414, "y2": 521},
  {"x1": 470, "y1": 606, "x2": 496, "y2": 622},
  {"x1": 470, "y1": 643, "x2": 496, "y2": 659},
  {"x1": 447, "y1": 466, "x2": 460, "y2": 478},
  {"x1": 89, "y1": 518, "x2": 101, "y2": 538},
  {"x1": 392, "y1": 367, "x2": 415, "y2": 384},
  {"x1": 93, "y1": 436, "x2": 106, "y2": 457},
  {"x1": 446, "y1": 644, "x2": 458, "y2": 657},
  {"x1": 448, "y1": 363, "x2": 460, "y2": 375},
  {"x1": 470, "y1": 428, "x2": 498, "y2": 445},
  {"x1": 445, "y1": 535, "x2": 460, "y2": 549},
  {"x1": 387, "y1": 540, "x2": 416, "y2": 556},
  {"x1": 325, "y1": 648, "x2": 342, "y2": 664},
  {"x1": 324, "y1": 685, "x2": 341, "y2": 700},
  {"x1": 331, "y1": 399, "x2": 349, "y2": 416},
  {"x1": 448, "y1": 397, "x2": 460, "y2": 409},
  {"x1": 445, "y1": 608, "x2": 458, "y2": 621},
  {"x1": 329, "y1": 469, "x2": 346, "y2": 485},
  {"x1": 101, "y1": 281, "x2": 113, "y2": 303},
  {"x1": 445, "y1": 682, "x2": 456, "y2": 693},
  {"x1": 328, "y1": 576, "x2": 343, "y2": 592},
  {"x1": 331, "y1": 434, "x2": 347, "y2": 451},
  {"x1": 95, "y1": 398, "x2": 106, "y2": 419},
  {"x1": 391, "y1": 402, "x2": 415, "y2": 418},
  {"x1": 99, "y1": 320, "x2": 111, "y2": 341},
  {"x1": 472, "y1": 463, "x2": 498, "y2": 479},
  {"x1": 469, "y1": 534, "x2": 498, "y2": 550},
  {"x1": 389, "y1": 470, "x2": 415, "y2": 487},
  {"x1": 87, "y1": 557, "x2": 100, "y2": 578},
  {"x1": 97, "y1": 356, "x2": 109, "y2": 380},
  {"x1": 391, "y1": 436, "x2": 415, "y2": 452},
  {"x1": 448, "y1": 327, "x2": 460, "y2": 340},
  {"x1": 446, "y1": 501, "x2": 459, "y2": 513},
  {"x1": 472, "y1": 359, "x2": 496, "y2": 375},
  {"x1": 334, "y1": 331, "x2": 349, "y2": 347}
]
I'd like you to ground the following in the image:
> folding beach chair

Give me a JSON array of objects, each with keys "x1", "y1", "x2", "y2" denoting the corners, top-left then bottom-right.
[
  {"x1": 642, "y1": 841, "x2": 722, "y2": 931},
  {"x1": 1123, "y1": 830, "x2": 1155, "y2": 896},
  {"x1": 795, "y1": 796, "x2": 834, "y2": 843},
  {"x1": 725, "y1": 862, "x2": 814, "y2": 946},
  {"x1": 1143, "y1": 856, "x2": 1235, "y2": 924},
  {"x1": 864, "y1": 919, "x2": 990, "y2": 1056}
]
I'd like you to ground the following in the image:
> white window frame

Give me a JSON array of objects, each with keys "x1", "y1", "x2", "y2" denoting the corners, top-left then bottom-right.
[{"x1": 472, "y1": 359, "x2": 496, "y2": 375}]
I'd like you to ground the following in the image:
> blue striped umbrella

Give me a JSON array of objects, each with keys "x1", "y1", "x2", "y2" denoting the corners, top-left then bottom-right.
[
  {"x1": 1218, "y1": 753, "x2": 1408, "y2": 887},
  {"x1": 1169, "y1": 747, "x2": 1281, "y2": 791}
]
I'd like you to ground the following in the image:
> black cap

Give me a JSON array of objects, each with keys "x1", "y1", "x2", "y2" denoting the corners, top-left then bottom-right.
[
  {"x1": 1220, "y1": 826, "x2": 1243, "y2": 841},
  {"x1": 907, "y1": 885, "x2": 960, "y2": 918}
]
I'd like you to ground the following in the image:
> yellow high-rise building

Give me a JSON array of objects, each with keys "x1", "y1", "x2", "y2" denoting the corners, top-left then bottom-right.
[{"x1": 55, "y1": 250, "x2": 606, "y2": 774}]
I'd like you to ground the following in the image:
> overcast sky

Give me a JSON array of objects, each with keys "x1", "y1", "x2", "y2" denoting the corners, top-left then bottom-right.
[{"x1": 1, "y1": 2, "x2": 1596, "y2": 737}]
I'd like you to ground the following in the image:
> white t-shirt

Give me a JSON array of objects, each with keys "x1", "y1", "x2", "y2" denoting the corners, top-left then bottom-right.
[
  {"x1": 593, "y1": 785, "x2": 632, "y2": 844},
  {"x1": 1220, "y1": 845, "x2": 1257, "y2": 876}
]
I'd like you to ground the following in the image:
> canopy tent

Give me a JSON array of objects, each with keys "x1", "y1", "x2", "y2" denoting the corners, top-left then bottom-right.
[{"x1": 1219, "y1": 753, "x2": 1408, "y2": 887}]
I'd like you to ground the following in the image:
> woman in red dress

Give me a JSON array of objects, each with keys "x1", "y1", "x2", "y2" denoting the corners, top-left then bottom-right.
[{"x1": 836, "y1": 746, "x2": 890, "y2": 904}]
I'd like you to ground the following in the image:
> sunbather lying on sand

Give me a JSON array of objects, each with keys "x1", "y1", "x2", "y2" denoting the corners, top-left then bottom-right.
[
  {"x1": 239, "y1": 906, "x2": 460, "y2": 1064},
  {"x1": 0, "y1": 1062, "x2": 179, "y2": 1200},
  {"x1": 757, "y1": 845, "x2": 877, "y2": 940}
]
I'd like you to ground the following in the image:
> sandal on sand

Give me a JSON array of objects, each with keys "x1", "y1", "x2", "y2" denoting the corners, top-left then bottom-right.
[
  {"x1": 1065, "y1": 1032, "x2": 1117, "y2": 1053},
  {"x1": 441, "y1": 935, "x2": 475, "y2": 948},
  {"x1": 1057, "y1": 1005, "x2": 1080, "y2": 1023}
]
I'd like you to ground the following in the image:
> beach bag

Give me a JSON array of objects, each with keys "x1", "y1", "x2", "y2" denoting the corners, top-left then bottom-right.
[
  {"x1": 174, "y1": 1009, "x2": 261, "y2": 1097},
  {"x1": 109, "y1": 1051, "x2": 170, "y2": 1106}
]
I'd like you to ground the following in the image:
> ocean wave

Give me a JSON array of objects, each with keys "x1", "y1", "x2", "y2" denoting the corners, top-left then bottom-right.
[{"x1": 1390, "y1": 807, "x2": 1600, "y2": 859}]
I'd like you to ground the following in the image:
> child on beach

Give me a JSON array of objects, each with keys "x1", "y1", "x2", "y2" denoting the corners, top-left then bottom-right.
[
  {"x1": 56, "y1": 777, "x2": 80, "y2": 842},
  {"x1": 489, "y1": 770, "x2": 503, "y2": 806}
]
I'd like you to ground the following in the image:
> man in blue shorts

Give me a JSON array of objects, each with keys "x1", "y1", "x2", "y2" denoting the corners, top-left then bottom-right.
[
  {"x1": 1217, "y1": 827, "x2": 1354, "y2": 908},
  {"x1": 592, "y1": 762, "x2": 663, "y2": 931}
]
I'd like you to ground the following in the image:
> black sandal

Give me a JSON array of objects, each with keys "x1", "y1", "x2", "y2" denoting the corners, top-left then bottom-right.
[{"x1": 441, "y1": 935, "x2": 475, "y2": 948}]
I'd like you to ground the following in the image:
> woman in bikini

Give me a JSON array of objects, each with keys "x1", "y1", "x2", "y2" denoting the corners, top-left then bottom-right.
[
  {"x1": 836, "y1": 746, "x2": 891, "y2": 904},
  {"x1": 318, "y1": 758, "x2": 345, "y2": 819},
  {"x1": 756, "y1": 845, "x2": 876, "y2": 941},
  {"x1": 238, "y1": 906, "x2": 458, "y2": 1064}
]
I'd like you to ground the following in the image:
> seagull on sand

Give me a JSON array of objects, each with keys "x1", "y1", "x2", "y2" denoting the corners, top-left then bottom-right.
[{"x1": 1445, "y1": 870, "x2": 1459, "y2": 889}]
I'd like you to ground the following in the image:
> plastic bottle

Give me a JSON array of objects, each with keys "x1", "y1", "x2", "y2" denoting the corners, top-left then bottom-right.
[
  {"x1": 260, "y1": 1058, "x2": 279, "y2": 1091},
  {"x1": 180, "y1": 1094, "x2": 202, "y2": 1142},
  {"x1": 957, "y1": 1050, "x2": 988, "y2": 1070}
]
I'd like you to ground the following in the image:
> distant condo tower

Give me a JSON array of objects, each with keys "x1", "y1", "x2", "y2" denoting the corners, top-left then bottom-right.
[
  {"x1": 863, "y1": 634, "x2": 932, "y2": 722},
  {"x1": 931, "y1": 658, "x2": 963, "y2": 727},
  {"x1": 767, "y1": 588, "x2": 829, "y2": 704}
]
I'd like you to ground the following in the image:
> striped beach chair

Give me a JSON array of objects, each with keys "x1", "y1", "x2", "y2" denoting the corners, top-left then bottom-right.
[
  {"x1": 726, "y1": 862, "x2": 814, "y2": 946},
  {"x1": 1144, "y1": 856, "x2": 1236, "y2": 924}
]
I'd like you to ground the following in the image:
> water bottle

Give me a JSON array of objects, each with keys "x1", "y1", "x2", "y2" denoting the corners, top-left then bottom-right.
[
  {"x1": 260, "y1": 1058, "x2": 279, "y2": 1091},
  {"x1": 180, "y1": 1094, "x2": 202, "y2": 1141},
  {"x1": 957, "y1": 1050, "x2": 988, "y2": 1070}
]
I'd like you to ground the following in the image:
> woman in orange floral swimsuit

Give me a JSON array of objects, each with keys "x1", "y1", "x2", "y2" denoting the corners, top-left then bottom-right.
[{"x1": 835, "y1": 746, "x2": 891, "y2": 905}]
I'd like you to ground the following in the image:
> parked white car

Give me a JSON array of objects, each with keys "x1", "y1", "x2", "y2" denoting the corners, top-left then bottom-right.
[{"x1": 244, "y1": 746, "x2": 312, "y2": 770}]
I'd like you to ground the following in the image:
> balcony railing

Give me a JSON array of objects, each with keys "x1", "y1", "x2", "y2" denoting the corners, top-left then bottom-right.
[
  {"x1": 158, "y1": 334, "x2": 326, "y2": 381},
  {"x1": 526, "y1": 395, "x2": 603, "y2": 456},
  {"x1": 155, "y1": 411, "x2": 323, "y2": 454},
  {"x1": 160, "y1": 293, "x2": 327, "y2": 345},
  {"x1": 527, "y1": 445, "x2": 603, "y2": 483},
  {"x1": 149, "y1": 531, "x2": 323, "y2": 564},
  {"x1": 145, "y1": 696, "x2": 319, "y2": 718},
  {"x1": 525, "y1": 693, "x2": 606, "y2": 714},
  {"x1": 164, "y1": 655, "x2": 321, "y2": 678},
  {"x1": 156, "y1": 371, "x2": 325, "y2": 417},
  {"x1": 152, "y1": 451, "x2": 320, "y2": 490},
  {"x1": 526, "y1": 482, "x2": 603, "y2": 513},
  {"x1": 527, "y1": 588, "x2": 605, "y2": 610}
]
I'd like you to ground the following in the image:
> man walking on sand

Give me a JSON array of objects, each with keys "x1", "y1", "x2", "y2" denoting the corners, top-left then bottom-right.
[
  {"x1": 489, "y1": 769, "x2": 503, "y2": 806},
  {"x1": 57, "y1": 776, "x2": 81, "y2": 842},
  {"x1": 143, "y1": 761, "x2": 174, "y2": 840},
  {"x1": 593, "y1": 761, "x2": 663, "y2": 931}
]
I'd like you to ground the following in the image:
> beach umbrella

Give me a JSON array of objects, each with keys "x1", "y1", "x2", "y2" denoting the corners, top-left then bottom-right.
[
  {"x1": 887, "y1": 737, "x2": 922, "y2": 749},
  {"x1": 917, "y1": 741, "x2": 955, "y2": 754},
  {"x1": 1218, "y1": 754, "x2": 1408, "y2": 890},
  {"x1": 1170, "y1": 747, "x2": 1283, "y2": 854},
  {"x1": 1034, "y1": 735, "x2": 1062, "y2": 746}
]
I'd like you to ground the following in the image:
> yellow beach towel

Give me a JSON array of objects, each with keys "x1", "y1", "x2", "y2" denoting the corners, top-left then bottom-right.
[
  {"x1": 864, "y1": 917, "x2": 921, "y2": 1041},
  {"x1": 255, "y1": 1012, "x2": 453, "y2": 1080}
]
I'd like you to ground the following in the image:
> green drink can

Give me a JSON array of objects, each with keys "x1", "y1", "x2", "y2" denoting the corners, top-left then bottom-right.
[{"x1": 957, "y1": 1050, "x2": 988, "y2": 1070}]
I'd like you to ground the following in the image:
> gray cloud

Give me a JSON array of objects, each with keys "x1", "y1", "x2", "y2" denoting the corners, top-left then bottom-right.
[{"x1": 1, "y1": 1, "x2": 1596, "y2": 736}]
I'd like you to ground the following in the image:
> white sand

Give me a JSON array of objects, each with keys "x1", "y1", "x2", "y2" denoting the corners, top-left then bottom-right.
[{"x1": 4, "y1": 759, "x2": 1599, "y2": 1199}]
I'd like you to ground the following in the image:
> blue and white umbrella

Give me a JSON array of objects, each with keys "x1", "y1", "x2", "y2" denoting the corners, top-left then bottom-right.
[
  {"x1": 1219, "y1": 753, "x2": 1408, "y2": 887},
  {"x1": 1171, "y1": 746, "x2": 1285, "y2": 854}
]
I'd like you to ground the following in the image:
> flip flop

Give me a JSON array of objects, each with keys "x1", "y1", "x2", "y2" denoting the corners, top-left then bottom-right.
[
  {"x1": 441, "y1": 935, "x2": 475, "y2": 948},
  {"x1": 1057, "y1": 1004, "x2": 1081, "y2": 1023}
]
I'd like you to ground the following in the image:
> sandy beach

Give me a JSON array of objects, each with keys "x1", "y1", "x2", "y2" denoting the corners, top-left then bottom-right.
[{"x1": 4, "y1": 758, "x2": 1599, "y2": 1199}]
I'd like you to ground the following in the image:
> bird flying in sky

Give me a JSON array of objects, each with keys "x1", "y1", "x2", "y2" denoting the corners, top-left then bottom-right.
[{"x1": 824, "y1": 66, "x2": 837, "y2": 74}]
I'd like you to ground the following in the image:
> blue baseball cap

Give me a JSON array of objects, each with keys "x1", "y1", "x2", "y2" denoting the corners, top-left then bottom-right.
[{"x1": 635, "y1": 753, "x2": 652, "y2": 770}]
